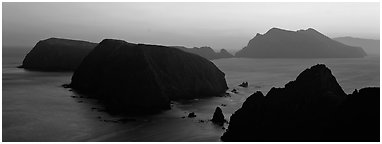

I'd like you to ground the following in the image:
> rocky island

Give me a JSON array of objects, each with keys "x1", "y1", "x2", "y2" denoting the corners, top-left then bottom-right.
[
  {"x1": 19, "y1": 38, "x2": 97, "y2": 71},
  {"x1": 235, "y1": 28, "x2": 367, "y2": 58},
  {"x1": 70, "y1": 39, "x2": 228, "y2": 114}
]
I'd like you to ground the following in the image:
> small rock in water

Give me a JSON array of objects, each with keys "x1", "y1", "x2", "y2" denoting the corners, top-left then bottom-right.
[
  {"x1": 211, "y1": 107, "x2": 226, "y2": 126},
  {"x1": 62, "y1": 84, "x2": 70, "y2": 88},
  {"x1": 181, "y1": 116, "x2": 186, "y2": 119},
  {"x1": 231, "y1": 89, "x2": 238, "y2": 94},
  {"x1": 221, "y1": 104, "x2": 227, "y2": 107},
  {"x1": 188, "y1": 112, "x2": 196, "y2": 118},
  {"x1": 238, "y1": 82, "x2": 248, "y2": 88}
]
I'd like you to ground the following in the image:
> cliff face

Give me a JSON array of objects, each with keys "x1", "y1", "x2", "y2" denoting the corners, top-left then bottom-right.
[
  {"x1": 70, "y1": 39, "x2": 228, "y2": 114},
  {"x1": 20, "y1": 38, "x2": 96, "y2": 71},
  {"x1": 174, "y1": 46, "x2": 233, "y2": 60},
  {"x1": 235, "y1": 28, "x2": 367, "y2": 58},
  {"x1": 221, "y1": 64, "x2": 379, "y2": 142}
]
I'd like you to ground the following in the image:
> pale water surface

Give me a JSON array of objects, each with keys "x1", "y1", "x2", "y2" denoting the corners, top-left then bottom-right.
[{"x1": 2, "y1": 48, "x2": 379, "y2": 141}]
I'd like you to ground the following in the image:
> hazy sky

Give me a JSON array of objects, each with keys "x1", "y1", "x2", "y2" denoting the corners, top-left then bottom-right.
[{"x1": 2, "y1": 2, "x2": 380, "y2": 51}]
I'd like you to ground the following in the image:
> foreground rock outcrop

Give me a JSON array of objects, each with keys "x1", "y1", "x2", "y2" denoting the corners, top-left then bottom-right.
[
  {"x1": 235, "y1": 28, "x2": 367, "y2": 58},
  {"x1": 221, "y1": 64, "x2": 379, "y2": 142},
  {"x1": 70, "y1": 39, "x2": 228, "y2": 114},
  {"x1": 20, "y1": 38, "x2": 96, "y2": 71},
  {"x1": 174, "y1": 46, "x2": 233, "y2": 60}
]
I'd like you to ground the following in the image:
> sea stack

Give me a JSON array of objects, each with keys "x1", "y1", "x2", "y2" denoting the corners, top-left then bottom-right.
[
  {"x1": 211, "y1": 107, "x2": 226, "y2": 125},
  {"x1": 70, "y1": 39, "x2": 228, "y2": 114},
  {"x1": 221, "y1": 64, "x2": 379, "y2": 142},
  {"x1": 20, "y1": 38, "x2": 96, "y2": 71},
  {"x1": 235, "y1": 28, "x2": 367, "y2": 58}
]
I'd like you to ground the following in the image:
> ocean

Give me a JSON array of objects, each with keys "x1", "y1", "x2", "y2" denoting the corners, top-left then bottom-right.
[{"x1": 2, "y1": 47, "x2": 380, "y2": 142}]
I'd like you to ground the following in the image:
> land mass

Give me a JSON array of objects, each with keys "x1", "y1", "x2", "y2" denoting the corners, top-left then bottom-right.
[
  {"x1": 19, "y1": 38, "x2": 97, "y2": 71},
  {"x1": 70, "y1": 39, "x2": 228, "y2": 114},
  {"x1": 235, "y1": 28, "x2": 367, "y2": 58},
  {"x1": 333, "y1": 37, "x2": 380, "y2": 55},
  {"x1": 19, "y1": 38, "x2": 234, "y2": 71}
]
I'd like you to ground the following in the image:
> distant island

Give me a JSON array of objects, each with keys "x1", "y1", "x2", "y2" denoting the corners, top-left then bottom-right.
[
  {"x1": 69, "y1": 39, "x2": 228, "y2": 114},
  {"x1": 235, "y1": 28, "x2": 367, "y2": 58},
  {"x1": 173, "y1": 46, "x2": 233, "y2": 60},
  {"x1": 19, "y1": 38, "x2": 97, "y2": 71},
  {"x1": 333, "y1": 37, "x2": 380, "y2": 55}
]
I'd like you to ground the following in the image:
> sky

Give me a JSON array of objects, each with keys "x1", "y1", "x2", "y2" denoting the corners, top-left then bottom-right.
[{"x1": 2, "y1": 2, "x2": 380, "y2": 51}]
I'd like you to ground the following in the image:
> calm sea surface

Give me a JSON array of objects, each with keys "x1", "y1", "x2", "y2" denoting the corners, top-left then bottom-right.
[{"x1": 2, "y1": 47, "x2": 380, "y2": 141}]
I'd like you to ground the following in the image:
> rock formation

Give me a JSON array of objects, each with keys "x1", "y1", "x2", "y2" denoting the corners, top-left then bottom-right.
[
  {"x1": 238, "y1": 82, "x2": 248, "y2": 88},
  {"x1": 235, "y1": 28, "x2": 367, "y2": 58},
  {"x1": 221, "y1": 64, "x2": 379, "y2": 142},
  {"x1": 20, "y1": 38, "x2": 96, "y2": 71},
  {"x1": 70, "y1": 39, "x2": 228, "y2": 114},
  {"x1": 174, "y1": 46, "x2": 233, "y2": 60},
  {"x1": 188, "y1": 112, "x2": 197, "y2": 118},
  {"x1": 211, "y1": 107, "x2": 226, "y2": 125}
]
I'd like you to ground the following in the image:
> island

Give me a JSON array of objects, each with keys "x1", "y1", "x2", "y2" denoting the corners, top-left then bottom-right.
[
  {"x1": 235, "y1": 28, "x2": 367, "y2": 58},
  {"x1": 69, "y1": 39, "x2": 228, "y2": 114},
  {"x1": 19, "y1": 38, "x2": 97, "y2": 71}
]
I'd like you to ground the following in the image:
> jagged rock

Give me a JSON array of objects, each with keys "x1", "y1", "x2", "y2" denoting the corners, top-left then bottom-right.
[
  {"x1": 70, "y1": 39, "x2": 228, "y2": 114},
  {"x1": 221, "y1": 64, "x2": 379, "y2": 142},
  {"x1": 235, "y1": 28, "x2": 367, "y2": 58},
  {"x1": 20, "y1": 38, "x2": 96, "y2": 71},
  {"x1": 238, "y1": 82, "x2": 248, "y2": 88},
  {"x1": 211, "y1": 107, "x2": 226, "y2": 125},
  {"x1": 335, "y1": 87, "x2": 380, "y2": 141},
  {"x1": 188, "y1": 112, "x2": 196, "y2": 118}
]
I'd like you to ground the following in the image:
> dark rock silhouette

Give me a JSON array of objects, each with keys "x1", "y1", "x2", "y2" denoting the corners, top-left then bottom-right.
[
  {"x1": 174, "y1": 46, "x2": 233, "y2": 60},
  {"x1": 231, "y1": 89, "x2": 238, "y2": 94},
  {"x1": 188, "y1": 112, "x2": 196, "y2": 118},
  {"x1": 211, "y1": 107, "x2": 226, "y2": 125},
  {"x1": 235, "y1": 28, "x2": 367, "y2": 58},
  {"x1": 70, "y1": 39, "x2": 228, "y2": 114},
  {"x1": 238, "y1": 82, "x2": 248, "y2": 88},
  {"x1": 20, "y1": 38, "x2": 96, "y2": 71},
  {"x1": 333, "y1": 37, "x2": 380, "y2": 55},
  {"x1": 221, "y1": 64, "x2": 379, "y2": 142}
]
